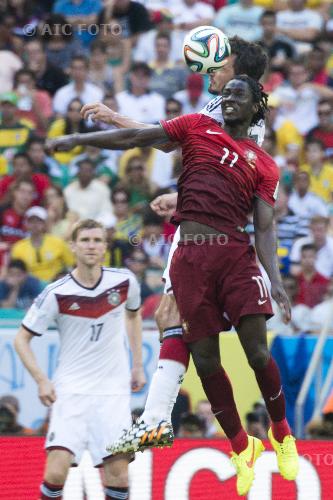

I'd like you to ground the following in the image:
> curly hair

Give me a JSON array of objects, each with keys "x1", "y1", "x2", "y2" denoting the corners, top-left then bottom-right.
[
  {"x1": 233, "y1": 74, "x2": 269, "y2": 125},
  {"x1": 229, "y1": 37, "x2": 268, "y2": 81}
]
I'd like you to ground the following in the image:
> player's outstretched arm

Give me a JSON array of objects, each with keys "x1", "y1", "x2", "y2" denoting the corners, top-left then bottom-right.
[
  {"x1": 14, "y1": 327, "x2": 56, "y2": 406},
  {"x1": 80, "y1": 102, "x2": 176, "y2": 153},
  {"x1": 253, "y1": 198, "x2": 291, "y2": 323},
  {"x1": 126, "y1": 309, "x2": 146, "y2": 392},
  {"x1": 46, "y1": 126, "x2": 170, "y2": 153}
]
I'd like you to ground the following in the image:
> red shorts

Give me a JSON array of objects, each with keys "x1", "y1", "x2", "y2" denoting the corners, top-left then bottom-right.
[{"x1": 169, "y1": 239, "x2": 273, "y2": 343}]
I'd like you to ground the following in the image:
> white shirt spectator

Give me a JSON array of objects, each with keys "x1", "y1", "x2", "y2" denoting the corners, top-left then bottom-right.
[
  {"x1": 53, "y1": 81, "x2": 104, "y2": 115},
  {"x1": 116, "y1": 90, "x2": 165, "y2": 123},
  {"x1": 290, "y1": 235, "x2": 333, "y2": 278},
  {"x1": 64, "y1": 179, "x2": 113, "y2": 221},
  {"x1": 309, "y1": 298, "x2": 333, "y2": 334},
  {"x1": 171, "y1": 1, "x2": 215, "y2": 52},
  {"x1": 0, "y1": 51, "x2": 23, "y2": 93},
  {"x1": 276, "y1": 8, "x2": 323, "y2": 52},
  {"x1": 134, "y1": 30, "x2": 183, "y2": 64},
  {"x1": 273, "y1": 84, "x2": 319, "y2": 135},
  {"x1": 173, "y1": 89, "x2": 209, "y2": 114},
  {"x1": 214, "y1": 3, "x2": 263, "y2": 42},
  {"x1": 288, "y1": 191, "x2": 328, "y2": 219}
]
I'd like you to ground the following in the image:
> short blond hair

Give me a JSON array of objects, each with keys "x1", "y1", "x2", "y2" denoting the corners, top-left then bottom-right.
[{"x1": 71, "y1": 219, "x2": 106, "y2": 241}]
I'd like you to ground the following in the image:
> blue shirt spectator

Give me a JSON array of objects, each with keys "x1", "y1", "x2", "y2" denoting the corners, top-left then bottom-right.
[
  {"x1": 0, "y1": 259, "x2": 43, "y2": 310},
  {"x1": 53, "y1": 0, "x2": 102, "y2": 47}
]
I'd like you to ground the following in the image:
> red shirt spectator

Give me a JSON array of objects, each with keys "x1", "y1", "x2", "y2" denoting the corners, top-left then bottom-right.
[
  {"x1": 0, "y1": 152, "x2": 50, "y2": 207},
  {"x1": 294, "y1": 243, "x2": 329, "y2": 308},
  {"x1": 307, "y1": 100, "x2": 333, "y2": 160}
]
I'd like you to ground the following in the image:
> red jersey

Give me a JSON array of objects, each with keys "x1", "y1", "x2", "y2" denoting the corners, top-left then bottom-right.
[
  {"x1": 160, "y1": 114, "x2": 279, "y2": 237},
  {"x1": 295, "y1": 272, "x2": 329, "y2": 308},
  {"x1": 0, "y1": 207, "x2": 28, "y2": 245}
]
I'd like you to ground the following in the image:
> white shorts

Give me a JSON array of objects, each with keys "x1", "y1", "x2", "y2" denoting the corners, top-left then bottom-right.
[
  {"x1": 162, "y1": 226, "x2": 180, "y2": 294},
  {"x1": 46, "y1": 393, "x2": 132, "y2": 466}
]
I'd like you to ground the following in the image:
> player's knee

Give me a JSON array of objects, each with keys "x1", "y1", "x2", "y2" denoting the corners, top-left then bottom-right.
[
  {"x1": 44, "y1": 468, "x2": 67, "y2": 486},
  {"x1": 247, "y1": 348, "x2": 270, "y2": 371},
  {"x1": 105, "y1": 468, "x2": 129, "y2": 487},
  {"x1": 192, "y1": 351, "x2": 220, "y2": 378}
]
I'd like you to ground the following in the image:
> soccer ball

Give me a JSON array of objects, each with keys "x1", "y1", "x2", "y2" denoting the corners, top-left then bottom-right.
[{"x1": 183, "y1": 26, "x2": 231, "y2": 74}]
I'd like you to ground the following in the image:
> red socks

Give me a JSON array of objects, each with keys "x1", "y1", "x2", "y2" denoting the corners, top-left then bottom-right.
[
  {"x1": 201, "y1": 367, "x2": 248, "y2": 454},
  {"x1": 253, "y1": 356, "x2": 291, "y2": 442},
  {"x1": 159, "y1": 330, "x2": 190, "y2": 369}
]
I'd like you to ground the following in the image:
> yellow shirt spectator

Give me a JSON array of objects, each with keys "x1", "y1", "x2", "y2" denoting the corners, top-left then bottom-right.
[
  {"x1": 276, "y1": 120, "x2": 303, "y2": 156},
  {"x1": 11, "y1": 233, "x2": 74, "y2": 282},
  {"x1": 47, "y1": 118, "x2": 83, "y2": 165},
  {"x1": 301, "y1": 162, "x2": 333, "y2": 203}
]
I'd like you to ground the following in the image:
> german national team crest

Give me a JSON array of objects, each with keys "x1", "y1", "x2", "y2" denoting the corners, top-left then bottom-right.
[
  {"x1": 245, "y1": 150, "x2": 257, "y2": 169},
  {"x1": 108, "y1": 290, "x2": 121, "y2": 306}
]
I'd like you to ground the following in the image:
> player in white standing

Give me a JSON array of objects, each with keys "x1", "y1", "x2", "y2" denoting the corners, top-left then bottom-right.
[
  {"x1": 14, "y1": 219, "x2": 146, "y2": 500},
  {"x1": 80, "y1": 37, "x2": 268, "y2": 453}
]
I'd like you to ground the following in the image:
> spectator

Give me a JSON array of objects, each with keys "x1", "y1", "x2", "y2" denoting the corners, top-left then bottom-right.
[
  {"x1": 53, "y1": 55, "x2": 104, "y2": 116},
  {"x1": 126, "y1": 248, "x2": 154, "y2": 301},
  {"x1": 25, "y1": 138, "x2": 67, "y2": 188},
  {"x1": 306, "y1": 44, "x2": 333, "y2": 88},
  {"x1": 88, "y1": 40, "x2": 115, "y2": 93},
  {"x1": 0, "y1": 92, "x2": 34, "y2": 171},
  {"x1": 104, "y1": 216, "x2": 133, "y2": 268},
  {"x1": 246, "y1": 412, "x2": 268, "y2": 440},
  {"x1": 116, "y1": 62, "x2": 165, "y2": 123},
  {"x1": 309, "y1": 278, "x2": 333, "y2": 334},
  {"x1": 53, "y1": 0, "x2": 103, "y2": 47},
  {"x1": 273, "y1": 59, "x2": 320, "y2": 135},
  {"x1": 117, "y1": 156, "x2": 157, "y2": 213},
  {"x1": 111, "y1": 187, "x2": 142, "y2": 240},
  {"x1": 44, "y1": 185, "x2": 79, "y2": 241},
  {"x1": 214, "y1": 0, "x2": 263, "y2": 42},
  {"x1": 141, "y1": 209, "x2": 170, "y2": 269},
  {"x1": 24, "y1": 38, "x2": 69, "y2": 96},
  {"x1": 134, "y1": 9, "x2": 182, "y2": 65},
  {"x1": 288, "y1": 171, "x2": 329, "y2": 220},
  {"x1": 307, "y1": 99, "x2": 333, "y2": 160},
  {"x1": 265, "y1": 94, "x2": 303, "y2": 160},
  {"x1": 149, "y1": 31, "x2": 188, "y2": 99},
  {"x1": 64, "y1": 158, "x2": 113, "y2": 221},
  {"x1": 174, "y1": 73, "x2": 208, "y2": 114},
  {"x1": 11, "y1": 206, "x2": 74, "y2": 282},
  {"x1": 274, "y1": 187, "x2": 308, "y2": 243},
  {"x1": 41, "y1": 13, "x2": 84, "y2": 71},
  {"x1": 69, "y1": 144, "x2": 120, "y2": 187},
  {"x1": 0, "y1": 395, "x2": 34, "y2": 435},
  {"x1": 0, "y1": 258, "x2": 43, "y2": 309},
  {"x1": 290, "y1": 216, "x2": 333, "y2": 279},
  {"x1": 300, "y1": 138, "x2": 333, "y2": 203},
  {"x1": 0, "y1": 37, "x2": 23, "y2": 93},
  {"x1": 177, "y1": 413, "x2": 206, "y2": 438},
  {"x1": 98, "y1": 0, "x2": 151, "y2": 43},
  {"x1": 0, "y1": 153, "x2": 50, "y2": 207},
  {"x1": 47, "y1": 98, "x2": 90, "y2": 165},
  {"x1": 276, "y1": 0, "x2": 323, "y2": 48},
  {"x1": 172, "y1": 0, "x2": 214, "y2": 40},
  {"x1": 0, "y1": 178, "x2": 34, "y2": 248},
  {"x1": 6, "y1": 0, "x2": 42, "y2": 36},
  {"x1": 294, "y1": 244, "x2": 330, "y2": 308},
  {"x1": 195, "y1": 400, "x2": 221, "y2": 438},
  {"x1": 13, "y1": 68, "x2": 53, "y2": 136},
  {"x1": 259, "y1": 10, "x2": 296, "y2": 72}
]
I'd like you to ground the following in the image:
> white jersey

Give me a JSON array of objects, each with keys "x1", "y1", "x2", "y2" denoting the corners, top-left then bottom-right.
[
  {"x1": 200, "y1": 95, "x2": 266, "y2": 146},
  {"x1": 162, "y1": 97, "x2": 266, "y2": 292},
  {"x1": 22, "y1": 268, "x2": 141, "y2": 396}
]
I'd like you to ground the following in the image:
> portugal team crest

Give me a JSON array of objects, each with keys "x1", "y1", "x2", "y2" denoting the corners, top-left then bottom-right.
[
  {"x1": 108, "y1": 290, "x2": 121, "y2": 306},
  {"x1": 245, "y1": 150, "x2": 257, "y2": 169}
]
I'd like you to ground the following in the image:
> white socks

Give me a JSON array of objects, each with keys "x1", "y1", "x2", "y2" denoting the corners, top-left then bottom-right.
[{"x1": 141, "y1": 359, "x2": 186, "y2": 425}]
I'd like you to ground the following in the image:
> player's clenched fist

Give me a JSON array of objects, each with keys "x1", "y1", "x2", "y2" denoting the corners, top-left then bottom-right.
[
  {"x1": 150, "y1": 192, "x2": 178, "y2": 217},
  {"x1": 46, "y1": 135, "x2": 78, "y2": 153}
]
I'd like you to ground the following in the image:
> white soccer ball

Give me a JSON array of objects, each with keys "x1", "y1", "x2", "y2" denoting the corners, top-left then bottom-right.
[{"x1": 183, "y1": 26, "x2": 231, "y2": 74}]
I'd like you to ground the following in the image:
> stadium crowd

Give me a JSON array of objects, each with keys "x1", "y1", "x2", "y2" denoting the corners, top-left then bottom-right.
[{"x1": 1, "y1": 0, "x2": 333, "y2": 438}]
